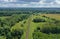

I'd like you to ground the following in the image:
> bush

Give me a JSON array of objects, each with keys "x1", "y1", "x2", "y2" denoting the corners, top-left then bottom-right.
[
  {"x1": 0, "y1": 26, "x2": 10, "y2": 36},
  {"x1": 39, "y1": 26, "x2": 60, "y2": 34},
  {"x1": 33, "y1": 18, "x2": 46, "y2": 23},
  {"x1": 21, "y1": 24, "x2": 24, "y2": 27},
  {"x1": 11, "y1": 29, "x2": 23, "y2": 39},
  {"x1": 34, "y1": 22, "x2": 60, "y2": 34},
  {"x1": 6, "y1": 32, "x2": 12, "y2": 39},
  {"x1": 23, "y1": 21, "x2": 26, "y2": 24}
]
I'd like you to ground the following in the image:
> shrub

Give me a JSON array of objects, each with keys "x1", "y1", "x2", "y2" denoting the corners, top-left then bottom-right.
[
  {"x1": 11, "y1": 29, "x2": 23, "y2": 39},
  {"x1": 21, "y1": 24, "x2": 24, "y2": 27},
  {"x1": 23, "y1": 21, "x2": 26, "y2": 24},
  {"x1": 33, "y1": 18, "x2": 46, "y2": 23},
  {"x1": 40, "y1": 26, "x2": 60, "y2": 34}
]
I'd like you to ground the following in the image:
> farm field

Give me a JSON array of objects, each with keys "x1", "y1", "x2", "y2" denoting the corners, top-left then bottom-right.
[{"x1": 42, "y1": 14, "x2": 60, "y2": 20}]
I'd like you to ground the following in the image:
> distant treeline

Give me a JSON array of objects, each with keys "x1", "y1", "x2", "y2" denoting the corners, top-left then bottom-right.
[{"x1": 0, "y1": 8, "x2": 60, "y2": 16}]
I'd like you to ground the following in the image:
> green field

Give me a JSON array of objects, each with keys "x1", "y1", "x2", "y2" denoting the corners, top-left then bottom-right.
[{"x1": 0, "y1": 14, "x2": 60, "y2": 39}]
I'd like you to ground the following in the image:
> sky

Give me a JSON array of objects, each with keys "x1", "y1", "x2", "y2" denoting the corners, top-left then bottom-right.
[{"x1": 0, "y1": 0, "x2": 60, "y2": 7}]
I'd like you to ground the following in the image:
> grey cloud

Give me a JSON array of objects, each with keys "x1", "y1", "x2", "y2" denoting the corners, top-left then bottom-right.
[
  {"x1": 17, "y1": 0, "x2": 40, "y2": 2},
  {"x1": 44, "y1": 0, "x2": 55, "y2": 3}
]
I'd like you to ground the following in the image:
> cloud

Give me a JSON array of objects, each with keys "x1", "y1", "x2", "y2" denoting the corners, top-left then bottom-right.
[
  {"x1": 55, "y1": 0, "x2": 60, "y2": 4},
  {"x1": 0, "y1": 0, "x2": 60, "y2": 7},
  {"x1": 44, "y1": 0, "x2": 55, "y2": 3},
  {"x1": 0, "y1": 0, "x2": 17, "y2": 2},
  {"x1": 29, "y1": 0, "x2": 60, "y2": 7},
  {"x1": 0, "y1": 3, "x2": 29, "y2": 7},
  {"x1": 18, "y1": 0, "x2": 40, "y2": 2},
  {"x1": 1, "y1": 0, "x2": 40, "y2": 2}
]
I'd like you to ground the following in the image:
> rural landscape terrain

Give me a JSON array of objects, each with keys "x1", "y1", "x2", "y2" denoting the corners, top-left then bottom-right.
[{"x1": 0, "y1": 8, "x2": 60, "y2": 39}]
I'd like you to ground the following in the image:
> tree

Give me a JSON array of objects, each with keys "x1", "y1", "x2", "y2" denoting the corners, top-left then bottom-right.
[{"x1": 11, "y1": 29, "x2": 23, "y2": 39}]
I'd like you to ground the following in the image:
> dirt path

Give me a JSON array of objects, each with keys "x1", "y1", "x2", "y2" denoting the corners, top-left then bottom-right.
[{"x1": 26, "y1": 15, "x2": 33, "y2": 39}]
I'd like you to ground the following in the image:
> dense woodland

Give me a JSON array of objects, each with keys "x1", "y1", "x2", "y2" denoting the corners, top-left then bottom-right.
[{"x1": 0, "y1": 13, "x2": 30, "y2": 39}]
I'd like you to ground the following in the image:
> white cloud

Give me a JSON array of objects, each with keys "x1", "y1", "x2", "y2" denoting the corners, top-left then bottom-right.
[
  {"x1": 31, "y1": 0, "x2": 60, "y2": 7},
  {"x1": 30, "y1": 0, "x2": 44, "y2": 4},
  {"x1": 0, "y1": 3, "x2": 29, "y2": 7},
  {"x1": 55, "y1": 0, "x2": 60, "y2": 4},
  {"x1": 39, "y1": 0, "x2": 44, "y2": 4},
  {"x1": 0, "y1": 0, "x2": 60, "y2": 7},
  {"x1": 3, "y1": 0, "x2": 16, "y2": 2},
  {"x1": 4, "y1": 0, "x2": 9, "y2": 2}
]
